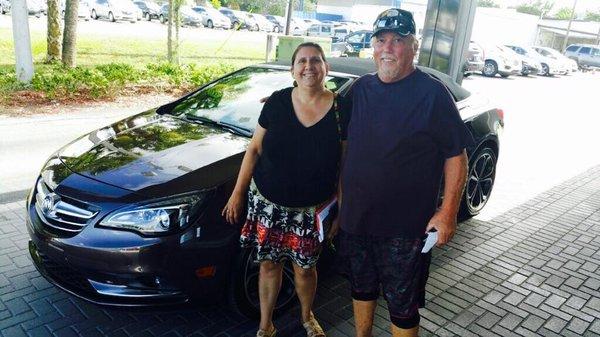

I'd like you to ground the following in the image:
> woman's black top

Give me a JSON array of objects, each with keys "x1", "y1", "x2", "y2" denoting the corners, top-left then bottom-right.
[{"x1": 253, "y1": 87, "x2": 349, "y2": 208}]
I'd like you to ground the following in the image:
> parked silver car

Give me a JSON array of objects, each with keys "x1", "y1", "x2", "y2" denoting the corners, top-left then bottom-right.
[
  {"x1": 533, "y1": 46, "x2": 578, "y2": 74},
  {"x1": 246, "y1": 13, "x2": 274, "y2": 32},
  {"x1": 192, "y1": 5, "x2": 230, "y2": 29},
  {"x1": 90, "y1": 0, "x2": 137, "y2": 22},
  {"x1": 564, "y1": 44, "x2": 600, "y2": 69}
]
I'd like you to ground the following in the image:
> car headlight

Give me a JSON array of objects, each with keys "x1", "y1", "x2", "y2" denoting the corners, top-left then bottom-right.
[{"x1": 99, "y1": 191, "x2": 212, "y2": 235}]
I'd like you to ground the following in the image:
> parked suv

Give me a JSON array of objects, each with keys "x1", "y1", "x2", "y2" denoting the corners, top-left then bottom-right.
[
  {"x1": 564, "y1": 44, "x2": 600, "y2": 69},
  {"x1": 479, "y1": 43, "x2": 521, "y2": 78}
]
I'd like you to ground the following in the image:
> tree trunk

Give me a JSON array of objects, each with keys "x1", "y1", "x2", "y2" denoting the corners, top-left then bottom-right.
[
  {"x1": 174, "y1": 3, "x2": 180, "y2": 65},
  {"x1": 167, "y1": 0, "x2": 173, "y2": 63},
  {"x1": 46, "y1": 0, "x2": 62, "y2": 62},
  {"x1": 62, "y1": 0, "x2": 79, "y2": 67}
]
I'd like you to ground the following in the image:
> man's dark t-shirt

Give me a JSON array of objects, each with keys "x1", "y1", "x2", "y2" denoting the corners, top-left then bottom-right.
[
  {"x1": 253, "y1": 87, "x2": 350, "y2": 208},
  {"x1": 340, "y1": 69, "x2": 474, "y2": 239}
]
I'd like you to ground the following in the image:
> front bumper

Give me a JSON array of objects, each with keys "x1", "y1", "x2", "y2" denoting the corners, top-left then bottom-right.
[{"x1": 25, "y1": 179, "x2": 236, "y2": 307}]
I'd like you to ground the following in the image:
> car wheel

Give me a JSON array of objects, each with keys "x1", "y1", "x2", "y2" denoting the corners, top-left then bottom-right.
[
  {"x1": 91, "y1": 9, "x2": 97, "y2": 19},
  {"x1": 500, "y1": 73, "x2": 509, "y2": 78},
  {"x1": 159, "y1": 14, "x2": 165, "y2": 24},
  {"x1": 108, "y1": 11, "x2": 114, "y2": 22},
  {"x1": 144, "y1": 12, "x2": 150, "y2": 21},
  {"x1": 228, "y1": 247, "x2": 297, "y2": 319},
  {"x1": 253, "y1": 24, "x2": 259, "y2": 31},
  {"x1": 232, "y1": 21, "x2": 240, "y2": 29},
  {"x1": 273, "y1": 26, "x2": 280, "y2": 33},
  {"x1": 459, "y1": 147, "x2": 497, "y2": 219},
  {"x1": 482, "y1": 60, "x2": 497, "y2": 77},
  {"x1": 207, "y1": 19, "x2": 213, "y2": 29},
  {"x1": 541, "y1": 63, "x2": 550, "y2": 76}
]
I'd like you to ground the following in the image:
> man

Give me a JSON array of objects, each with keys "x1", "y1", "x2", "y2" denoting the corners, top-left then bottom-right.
[{"x1": 333, "y1": 8, "x2": 474, "y2": 337}]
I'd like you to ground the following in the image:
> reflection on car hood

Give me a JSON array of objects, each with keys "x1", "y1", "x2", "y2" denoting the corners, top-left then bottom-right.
[{"x1": 57, "y1": 110, "x2": 249, "y2": 195}]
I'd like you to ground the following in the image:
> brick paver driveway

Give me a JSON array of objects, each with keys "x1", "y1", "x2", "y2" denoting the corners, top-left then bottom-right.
[{"x1": 1, "y1": 166, "x2": 599, "y2": 337}]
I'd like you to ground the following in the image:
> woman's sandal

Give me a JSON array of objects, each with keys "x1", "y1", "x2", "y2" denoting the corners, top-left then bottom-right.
[
  {"x1": 256, "y1": 326, "x2": 277, "y2": 337},
  {"x1": 302, "y1": 316, "x2": 325, "y2": 337}
]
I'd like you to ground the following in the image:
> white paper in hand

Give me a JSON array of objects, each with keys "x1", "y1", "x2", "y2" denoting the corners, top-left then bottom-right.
[
  {"x1": 315, "y1": 197, "x2": 337, "y2": 242},
  {"x1": 421, "y1": 231, "x2": 438, "y2": 253}
]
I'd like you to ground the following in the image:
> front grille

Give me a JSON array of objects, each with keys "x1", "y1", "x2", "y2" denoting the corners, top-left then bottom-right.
[{"x1": 34, "y1": 179, "x2": 98, "y2": 234}]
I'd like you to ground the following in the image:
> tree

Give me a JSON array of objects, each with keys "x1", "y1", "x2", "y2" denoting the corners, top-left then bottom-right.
[
  {"x1": 584, "y1": 10, "x2": 600, "y2": 22},
  {"x1": 46, "y1": 0, "x2": 62, "y2": 62},
  {"x1": 477, "y1": 0, "x2": 499, "y2": 8},
  {"x1": 210, "y1": 0, "x2": 221, "y2": 9},
  {"x1": 554, "y1": 7, "x2": 574, "y2": 20},
  {"x1": 516, "y1": 1, "x2": 554, "y2": 17},
  {"x1": 62, "y1": 0, "x2": 79, "y2": 67},
  {"x1": 167, "y1": 0, "x2": 183, "y2": 64}
]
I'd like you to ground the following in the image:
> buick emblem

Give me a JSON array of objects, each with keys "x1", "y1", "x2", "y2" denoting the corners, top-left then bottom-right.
[{"x1": 42, "y1": 193, "x2": 59, "y2": 215}]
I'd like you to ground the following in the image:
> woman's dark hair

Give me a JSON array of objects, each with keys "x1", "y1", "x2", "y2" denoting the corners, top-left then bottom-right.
[{"x1": 291, "y1": 42, "x2": 328, "y2": 65}]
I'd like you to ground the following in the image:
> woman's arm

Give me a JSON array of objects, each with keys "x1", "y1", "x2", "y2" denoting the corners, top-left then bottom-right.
[{"x1": 222, "y1": 125, "x2": 267, "y2": 224}]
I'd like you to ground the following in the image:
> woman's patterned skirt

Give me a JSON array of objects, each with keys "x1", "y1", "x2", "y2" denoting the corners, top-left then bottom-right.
[{"x1": 240, "y1": 180, "x2": 322, "y2": 269}]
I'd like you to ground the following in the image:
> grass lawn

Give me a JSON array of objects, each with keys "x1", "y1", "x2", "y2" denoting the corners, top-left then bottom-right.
[
  {"x1": 0, "y1": 28, "x2": 265, "y2": 68},
  {"x1": 0, "y1": 26, "x2": 266, "y2": 105}
]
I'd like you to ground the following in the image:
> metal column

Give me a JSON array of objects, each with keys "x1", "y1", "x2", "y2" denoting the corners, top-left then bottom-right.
[{"x1": 417, "y1": 0, "x2": 476, "y2": 84}]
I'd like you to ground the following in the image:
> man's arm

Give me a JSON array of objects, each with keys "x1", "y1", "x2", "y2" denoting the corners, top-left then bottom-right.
[{"x1": 426, "y1": 150, "x2": 468, "y2": 246}]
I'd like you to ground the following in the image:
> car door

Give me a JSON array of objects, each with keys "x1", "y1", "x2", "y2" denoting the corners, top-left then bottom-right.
[
  {"x1": 589, "y1": 47, "x2": 600, "y2": 67},
  {"x1": 96, "y1": 0, "x2": 108, "y2": 17}
]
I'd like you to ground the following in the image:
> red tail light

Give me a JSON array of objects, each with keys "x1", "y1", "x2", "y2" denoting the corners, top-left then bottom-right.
[{"x1": 496, "y1": 108, "x2": 504, "y2": 121}]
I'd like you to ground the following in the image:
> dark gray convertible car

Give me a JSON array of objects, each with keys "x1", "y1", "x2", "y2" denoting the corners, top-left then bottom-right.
[{"x1": 26, "y1": 58, "x2": 504, "y2": 318}]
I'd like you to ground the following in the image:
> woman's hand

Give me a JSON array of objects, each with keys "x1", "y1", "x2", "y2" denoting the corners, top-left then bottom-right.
[{"x1": 222, "y1": 191, "x2": 245, "y2": 224}]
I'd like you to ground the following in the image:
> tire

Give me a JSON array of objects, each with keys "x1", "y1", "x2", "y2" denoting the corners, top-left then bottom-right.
[
  {"x1": 541, "y1": 63, "x2": 550, "y2": 76},
  {"x1": 273, "y1": 25, "x2": 280, "y2": 33},
  {"x1": 232, "y1": 21, "x2": 240, "y2": 29},
  {"x1": 482, "y1": 60, "x2": 498, "y2": 77},
  {"x1": 91, "y1": 9, "x2": 98, "y2": 19},
  {"x1": 500, "y1": 73, "x2": 509, "y2": 78},
  {"x1": 459, "y1": 147, "x2": 497, "y2": 220},
  {"x1": 253, "y1": 24, "x2": 259, "y2": 31},
  {"x1": 159, "y1": 14, "x2": 165, "y2": 24},
  {"x1": 228, "y1": 247, "x2": 297, "y2": 319},
  {"x1": 144, "y1": 12, "x2": 150, "y2": 21},
  {"x1": 207, "y1": 19, "x2": 213, "y2": 29},
  {"x1": 108, "y1": 11, "x2": 114, "y2": 22}
]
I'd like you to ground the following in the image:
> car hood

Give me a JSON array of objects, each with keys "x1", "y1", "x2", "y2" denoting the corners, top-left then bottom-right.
[{"x1": 57, "y1": 110, "x2": 249, "y2": 197}]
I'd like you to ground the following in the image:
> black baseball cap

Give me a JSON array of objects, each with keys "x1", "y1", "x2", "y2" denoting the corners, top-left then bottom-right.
[{"x1": 372, "y1": 8, "x2": 416, "y2": 37}]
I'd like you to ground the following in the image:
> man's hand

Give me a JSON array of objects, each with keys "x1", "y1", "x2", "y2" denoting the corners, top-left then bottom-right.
[{"x1": 425, "y1": 210, "x2": 457, "y2": 246}]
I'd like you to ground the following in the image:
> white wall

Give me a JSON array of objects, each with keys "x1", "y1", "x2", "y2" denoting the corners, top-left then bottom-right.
[{"x1": 471, "y1": 8, "x2": 539, "y2": 45}]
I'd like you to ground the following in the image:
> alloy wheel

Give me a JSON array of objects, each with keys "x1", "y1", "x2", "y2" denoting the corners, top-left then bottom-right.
[
  {"x1": 482, "y1": 61, "x2": 497, "y2": 77},
  {"x1": 465, "y1": 148, "x2": 496, "y2": 214},
  {"x1": 542, "y1": 64, "x2": 549, "y2": 76},
  {"x1": 242, "y1": 248, "x2": 296, "y2": 313}
]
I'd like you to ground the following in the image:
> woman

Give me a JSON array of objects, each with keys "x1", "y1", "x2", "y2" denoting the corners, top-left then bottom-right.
[{"x1": 222, "y1": 42, "x2": 347, "y2": 337}]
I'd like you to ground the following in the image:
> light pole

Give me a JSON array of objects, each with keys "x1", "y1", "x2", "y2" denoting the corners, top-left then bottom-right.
[
  {"x1": 285, "y1": 0, "x2": 294, "y2": 35},
  {"x1": 561, "y1": 0, "x2": 578, "y2": 52}
]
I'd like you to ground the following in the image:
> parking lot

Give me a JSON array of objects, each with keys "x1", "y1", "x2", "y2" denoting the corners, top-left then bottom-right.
[{"x1": 2, "y1": 13, "x2": 600, "y2": 335}]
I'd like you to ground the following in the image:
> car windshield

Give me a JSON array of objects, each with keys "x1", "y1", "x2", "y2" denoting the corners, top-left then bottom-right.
[{"x1": 167, "y1": 67, "x2": 351, "y2": 134}]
